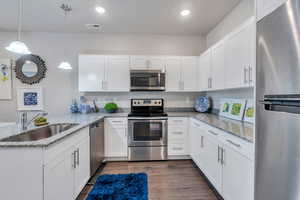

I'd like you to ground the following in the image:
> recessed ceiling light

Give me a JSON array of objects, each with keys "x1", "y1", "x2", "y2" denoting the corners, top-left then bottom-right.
[
  {"x1": 180, "y1": 10, "x2": 191, "y2": 16},
  {"x1": 95, "y1": 6, "x2": 106, "y2": 14}
]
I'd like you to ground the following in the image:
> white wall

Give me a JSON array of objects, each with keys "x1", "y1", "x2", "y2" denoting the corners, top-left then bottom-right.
[
  {"x1": 206, "y1": 0, "x2": 255, "y2": 47},
  {"x1": 0, "y1": 32, "x2": 206, "y2": 122}
]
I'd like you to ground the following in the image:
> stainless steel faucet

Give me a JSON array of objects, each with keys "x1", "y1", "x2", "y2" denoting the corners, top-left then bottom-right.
[{"x1": 21, "y1": 111, "x2": 48, "y2": 130}]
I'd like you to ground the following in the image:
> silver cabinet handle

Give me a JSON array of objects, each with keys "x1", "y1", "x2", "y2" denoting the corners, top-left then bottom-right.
[
  {"x1": 208, "y1": 78, "x2": 210, "y2": 88},
  {"x1": 249, "y1": 66, "x2": 252, "y2": 83},
  {"x1": 72, "y1": 151, "x2": 76, "y2": 169},
  {"x1": 111, "y1": 121, "x2": 123, "y2": 123},
  {"x1": 217, "y1": 146, "x2": 221, "y2": 163},
  {"x1": 172, "y1": 131, "x2": 183, "y2": 135},
  {"x1": 210, "y1": 78, "x2": 212, "y2": 88},
  {"x1": 173, "y1": 120, "x2": 183, "y2": 123},
  {"x1": 244, "y1": 67, "x2": 248, "y2": 84},
  {"x1": 221, "y1": 148, "x2": 225, "y2": 165},
  {"x1": 208, "y1": 130, "x2": 218, "y2": 136},
  {"x1": 172, "y1": 147, "x2": 183, "y2": 151},
  {"x1": 201, "y1": 136, "x2": 204, "y2": 148},
  {"x1": 226, "y1": 139, "x2": 241, "y2": 148},
  {"x1": 76, "y1": 148, "x2": 80, "y2": 166}
]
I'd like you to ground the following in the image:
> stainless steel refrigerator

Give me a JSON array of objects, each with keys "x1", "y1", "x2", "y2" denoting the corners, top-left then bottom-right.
[{"x1": 256, "y1": 0, "x2": 300, "y2": 199}]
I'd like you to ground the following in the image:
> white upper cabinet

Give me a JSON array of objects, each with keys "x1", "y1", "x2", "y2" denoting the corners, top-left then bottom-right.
[
  {"x1": 166, "y1": 57, "x2": 182, "y2": 91},
  {"x1": 224, "y1": 18, "x2": 256, "y2": 89},
  {"x1": 181, "y1": 56, "x2": 198, "y2": 91},
  {"x1": 211, "y1": 42, "x2": 225, "y2": 90},
  {"x1": 257, "y1": 0, "x2": 287, "y2": 21},
  {"x1": 105, "y1": 56, "x2": 130, "y2": 91},
  {"x1": 79, "y1": 55, "x2": 105, "y2": 92},
  {"x1": 166, "y1": 56, "x2": 198, "y2": 91},
  {"x1": 130, "y1": 56, "x2": 165, "y2": 70},
  {"x1": 198, "y1": 50, "x2": 211, "y2": 91},
  {"x1": 79, "y1": 55, "x2": 130, "y2": 92}
]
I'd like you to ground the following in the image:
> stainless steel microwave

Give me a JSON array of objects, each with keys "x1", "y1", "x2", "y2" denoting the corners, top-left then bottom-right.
[{"x1": 130, "y1": 70, "x2": 165, "y2": 91}]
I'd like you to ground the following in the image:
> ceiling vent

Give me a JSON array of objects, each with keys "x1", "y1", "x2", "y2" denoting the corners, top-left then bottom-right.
[{"x1": 85, "y1": 24, "x2": 102, "y2": 31}]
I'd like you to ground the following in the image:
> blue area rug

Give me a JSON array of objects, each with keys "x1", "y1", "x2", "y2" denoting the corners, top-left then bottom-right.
[{"x1": 86, "y1": 173, "x2": 148, "y2": 200}]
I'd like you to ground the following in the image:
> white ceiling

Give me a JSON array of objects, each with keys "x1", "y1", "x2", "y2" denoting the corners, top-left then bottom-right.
[{"x1": 0, "y1": 0, "x2": 241, "y2": 35}]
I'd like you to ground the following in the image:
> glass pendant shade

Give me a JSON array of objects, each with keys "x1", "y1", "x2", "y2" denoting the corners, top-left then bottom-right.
[
  {"x1": 5, "y1": 41, "x2": 31, "y2": 54},
  {"x1": 58, "y1": 61, "x2": 72, "y2": 70}
]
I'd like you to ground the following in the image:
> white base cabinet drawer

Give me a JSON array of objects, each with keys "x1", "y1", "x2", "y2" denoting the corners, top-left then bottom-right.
[
  {"x1": 168, "y1": 117, "x2": 189, "y2": 156},
  {"x1": 168, "y1": 127, "x2": 186, "y2": 140},
  {"x1": 168, "y1": 140, "x2": 188, "y2": 156}
]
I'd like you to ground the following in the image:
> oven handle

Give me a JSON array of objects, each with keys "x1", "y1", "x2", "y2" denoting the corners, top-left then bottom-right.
[{"x1": 128, "y1": 117, "x2": 168, "y2": 121}]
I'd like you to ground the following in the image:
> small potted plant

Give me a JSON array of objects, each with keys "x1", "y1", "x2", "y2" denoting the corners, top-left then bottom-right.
[{"x1": 104, "y1": 102, "x2": 118, "y2": 113}]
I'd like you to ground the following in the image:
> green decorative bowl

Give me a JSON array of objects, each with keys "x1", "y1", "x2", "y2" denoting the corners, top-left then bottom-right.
[{"x1": 104, "y1": 102, "x2": 118, "y2": 113}]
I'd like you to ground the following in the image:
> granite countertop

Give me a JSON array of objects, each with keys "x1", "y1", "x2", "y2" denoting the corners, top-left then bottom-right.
[
  {"x1": 167, "y1": 112, "x2": 254, "y2": 143},
  {"x1": 0, "y1": 111, "x2": 253, "y2": 147},
  {"x1": 0, "y1": 112, "x2": 129, "y2": 148}
]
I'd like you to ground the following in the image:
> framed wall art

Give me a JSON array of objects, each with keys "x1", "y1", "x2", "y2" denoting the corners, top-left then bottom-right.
[
  {"x1": 17, "y1": 87, "x2": 44, "y2": 111},
  {"x1": 219, "y1": 98, "x2": 246, "y2": 121},
  {"x1": 244, "y1": 99, "x2": 254, "y2": 123},
  {"x1": 0, "y1": 59, "x2": 13, "y2": 100}
]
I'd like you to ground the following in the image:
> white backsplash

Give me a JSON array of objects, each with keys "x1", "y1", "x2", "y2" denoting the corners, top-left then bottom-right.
[{"x1": 82, "y1": 92, "x2": 205, "y2": 109}]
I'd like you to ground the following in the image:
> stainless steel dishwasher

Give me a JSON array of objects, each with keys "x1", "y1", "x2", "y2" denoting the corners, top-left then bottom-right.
[{"x1": 90, "y1": 119, "x2": 104, "y2": 176}]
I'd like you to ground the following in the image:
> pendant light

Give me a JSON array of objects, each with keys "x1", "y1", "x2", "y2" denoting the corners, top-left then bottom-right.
[
  {"x1": 5, "y1": 0, "x2": 31, "y2": 54},
  {"x1": 58, "y1": 4, "x2": 72, "y2": 70}
]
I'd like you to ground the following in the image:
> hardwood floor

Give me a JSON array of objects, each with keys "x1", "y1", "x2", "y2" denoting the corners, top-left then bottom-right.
[{"x1": 77, "y1": 160, "x2": 218, "y2": 200}]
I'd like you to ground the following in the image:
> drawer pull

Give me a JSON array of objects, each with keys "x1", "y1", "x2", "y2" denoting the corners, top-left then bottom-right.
[
  {"x1": 172, "y1": 147, "x2": 183, "y2": 151},
  {"x1": 172, "y1": 120, "x2": 183, "y2": 123},
  {"x1": 172, "y1": 131, "x2": 183, "y2": 135},
  {"x1": 208, "y1": 130, "x2": 219, "y2": 136},
  {"x1": 226, "y1": 139, "x2": 241, "y2": 148},
  {"x1": 111, "y1": 121, "x2": 123, "y2": 123}
]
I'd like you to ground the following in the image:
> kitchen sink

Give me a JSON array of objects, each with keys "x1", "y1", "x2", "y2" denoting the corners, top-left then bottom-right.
[{"x1": 0, "y1": 123, "x2": 79, "y2": 142}]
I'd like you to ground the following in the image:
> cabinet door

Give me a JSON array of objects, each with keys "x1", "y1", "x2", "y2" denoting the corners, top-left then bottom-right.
[
  {"x1": 44, "y1": 147, "x2": 74, "y2": 200},
  {"x1": 147, "y1": 56, "x2": 166, "y2": 70},
  {"x1": 198, "y1": 50, "x2": 211, "y2": 91},
  {"x1": 211, "y1": 42, "x2": 225, "y2": 90},
  {"x1": 166, "y1": 57, "x2": 181, "y2": 91},
  {"x1": 224, "y1": 20, "x2": 255, "y2": 89},
  {"x1": 201, "y1": 134, "x2": 222, "y2": 193},
  {"x1": 78, "y1": 55, "x2": 105, "y2": 92},
  {"x1": 189, "y1": 120, "x2": 204, "y2": 167},
  {"x1": 105, "y1": 120, "x2": 128, "y2": 157},
  {"x1": 257, "y1": 0, "x2": 287, "y2": 21},
  {"x1": 106, "y1": 56, "x2": 130, "y2": 91},
  {"x1": 222, "y1": 145, "x2": 254, "y2": 200},
  {"x1": 181, "y1": 56, "x2": 198, "y2": 91},
  {"x1": 74, "y1": 136, "x2": 90, "y2": 198},
  {"x1": 130, "y1": 56, "x2": 147, "y2": 70}
]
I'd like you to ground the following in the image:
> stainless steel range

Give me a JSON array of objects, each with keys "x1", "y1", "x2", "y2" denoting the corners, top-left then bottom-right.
[{"x1": 128, "y1": 99, "x2": 168, "y2": 161}]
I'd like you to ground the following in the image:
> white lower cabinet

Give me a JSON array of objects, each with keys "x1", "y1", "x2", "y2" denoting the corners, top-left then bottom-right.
[
  {"x1": 222, "y1": 145, "x2": 254, "y2": 200},
  {"x1": 201, "y1": 134, "x2": 223, "y2": 193},
  {"x1": 189, "y1": 119, "x2": 254, "y2": 200},
  {"x1": 44, "y1": 127, "x2": 90, "y2": 200},
  {"x1": 105, "y1": 118, "x2": 128, "y2": 157},
  {"x1": 168, "y1": 117, "x2": 189, "y2": 156},
  {"x1": 44, "y1": 146, "x2": 75, "y2": 200}
]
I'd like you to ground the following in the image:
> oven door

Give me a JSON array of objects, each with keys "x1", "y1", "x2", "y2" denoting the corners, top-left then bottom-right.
[
  {"x1": 128, "y1": 118, "x2": 167, "y2": 147},
  {"x1": 130, "y1": 70, "x2": 165, "y2": 91}
]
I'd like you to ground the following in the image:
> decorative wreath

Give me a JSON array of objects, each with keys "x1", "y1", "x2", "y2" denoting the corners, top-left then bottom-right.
[{"x1": 15, "y1": 54, "x2": 47, "y2": 85}]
